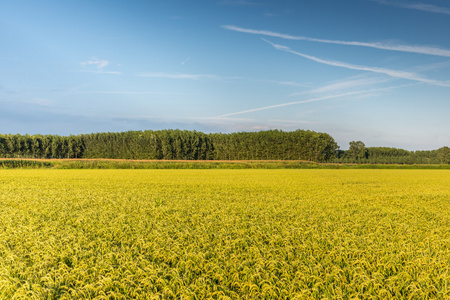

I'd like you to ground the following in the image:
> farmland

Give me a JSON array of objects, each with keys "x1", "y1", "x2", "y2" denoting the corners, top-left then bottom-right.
[{"x1": 1, "y1": 169, "x2": 450, "y2": 299}]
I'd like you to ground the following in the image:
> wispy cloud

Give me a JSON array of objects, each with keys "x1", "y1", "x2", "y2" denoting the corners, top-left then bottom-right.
[
  {"x1": 412, "y1": 60, "x2": 450, "y2": 72},
  {"x1": 80, "y1": 57, "x2": 121, "y2": 75},
  {"x1": 222, "y1": 25, "x2": 450, "y2": 57},
  {"x1": 77, "y1": 70, "x2": 122, "y2": 75},
  {"x1": 219, "y1": 1, "x2": 266, "y2": 6},
  {"x1": 268, "y1": 119, "x2": 313, "y2": 125},
  {"x1": 290, "y1": 76, "x2": 388, "y2": 96},
  {"x1": 24, "y1": 98, "x2": 54, "y2": 107},
  {"x1": 135, "y1": 72, "x2": 220, "y2": 80},
  {"x1": 76, "y1": 91, "x2": 192, "y2": 95},
  {"x1": 134, "y1": 72, "x2": 306, "y2": 86},
  {"x1": 239, "y1": 78, "x2": 310, "y2": 87},
  {"x1": 185, "y1": 115, "x2": 255, "y2": 122},
  {"x1": 181, "y1": 57, "x2": 191, "y2": 65},
  {"x1": 81, "y1": 58, "x2": 109, "y2": 69},
  {"x1": 267, "y1": 80, "x2": 309, "y2": 87},
  {"x1": 263, "y1": 39, "x2": 450, "y2": 87},
  {"x1": 219, "y1": 91, "x2": 367, "y2": 117},
  {"x1": 371, "y1": 0, "x2": 450, "y2": 15},
  {"x1": 219, "y1": 83, "x2": 420, "y2": 117}
]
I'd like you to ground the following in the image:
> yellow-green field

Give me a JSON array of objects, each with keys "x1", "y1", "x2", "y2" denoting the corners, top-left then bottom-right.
[{"x1": 1, "y1": 170, "x2": 450, "y2": 299}]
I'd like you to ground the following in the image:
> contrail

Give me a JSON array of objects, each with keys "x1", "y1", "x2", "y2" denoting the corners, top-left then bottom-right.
[
  {"x1": 263, "y1": 38, "x2": 450, "y2": 87},
  {"x1": 219, "y1": 83, "x2": 419, "y2": 117},
  {"x1": 222, "y1": 25, "x2": 450, "y2": 57}
]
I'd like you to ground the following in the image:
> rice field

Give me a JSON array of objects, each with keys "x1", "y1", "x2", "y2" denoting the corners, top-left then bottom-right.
[{"x1": 1, "y1": 169, "x2": 450, "y2": 299}]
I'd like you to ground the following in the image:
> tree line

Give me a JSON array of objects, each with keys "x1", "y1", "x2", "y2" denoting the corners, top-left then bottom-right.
[
  {"x1": 0, "y1": 129, "x2": 338, "y2": 162},
  {"x1": 335, "y1": 141, "x2": 450, "y2": 164},
  {"x1": 1, "y1": 131, "x2": 448, "y2": 164}
]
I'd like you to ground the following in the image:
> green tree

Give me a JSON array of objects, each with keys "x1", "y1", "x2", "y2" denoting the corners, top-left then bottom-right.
[
  {"x1": 348, "y1": 141, "x2": 367, "y2": 161},
  {"x1": 437, "y1": 146, "x2": 450, "y2": 164}
]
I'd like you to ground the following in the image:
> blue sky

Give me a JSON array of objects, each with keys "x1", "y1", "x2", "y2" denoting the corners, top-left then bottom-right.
[{"x1": 1, "y1": 0, "x2": 449, "y2": 150}]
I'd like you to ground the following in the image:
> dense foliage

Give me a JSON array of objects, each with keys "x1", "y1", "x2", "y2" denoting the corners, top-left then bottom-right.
[
  {"x1": 1, "y1": 169, "x2": 450, "y2": 298},
  {"x1": 0, "y1": 129, "x2": 338, "y2": 162},
  {"x1": 335, "y1": 142, "x2": 450, "y2": 164},
  {"x1": 0, "y1": 130, "x2": 447, "y2": 164}
]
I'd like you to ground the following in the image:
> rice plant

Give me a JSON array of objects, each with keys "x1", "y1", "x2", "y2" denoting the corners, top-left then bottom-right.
[{"x1": 0, "y1": 169, "x2": 449, "y2": 299}]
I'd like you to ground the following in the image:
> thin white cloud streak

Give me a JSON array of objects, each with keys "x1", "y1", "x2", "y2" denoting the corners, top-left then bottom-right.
[
  {"x1": 75, "y1": 91, "x2": 186, "y2": 95},
  {"x1": 80, "y1": 58, "x2": 121, "y2": 74},
  {"x1": 219, "y1": 91, "x2": 367, "y2": 117},
  {"x1": 98, "y1": 71, "x2": 122, "y2": 75},
  {"x1": 268, "y1": 119, "x2": 313, "y2": 125},
  {"x1": 81, "y1": 59, "x2": 109, "y2": 69},
  {"x1": 135, "y1": 72, "x2": 309, "y2": 87},
  {"x1": 235, "y1": 77, "x2": 310, "y2": 87},
  {"x1": 371, "y1": 0, "x2": 450, "y2": 15},
  {"x1": 181, "y1": 57, "x2": 191, "y2": 65},
  {"x1": 272, "y1": 81, "x2": 298, "y2": 86},
  {"x1": 135, "y1": 72, "x2": 220, "y2": 80},
  {"x1": 412, "y1": 60, "x2": 450, "y2": 72},
  {"x1": 219, "y1": 1, "x2": 266, "y2": 6},
  {"x1": 221, "y1": 76, "x2": 310, "y2": 87},
  {"x1": 187, "y1": 116, "x2": 255, "y2": 122},
  {"x1": 76, "y1": 70, "x2": 122, "y2": 75},
  {"x1": 24, "y1": 98, "x2": 54, "y2": 107},
  {"x1": 219, "y1": 83, "x2": 419, "y2": 117},
  {"x1": 110, "y1": 114, "x2": 254, "y2": 123},
  {"x1": 290, "y1": 76, "x2": 388, "y2": 96},
  {"x1": 222, "y1": 25, "x2": 450, "y2": 57},
  {"x1": 263, "y1": 39, "x2": 450, "y2": 87}
]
